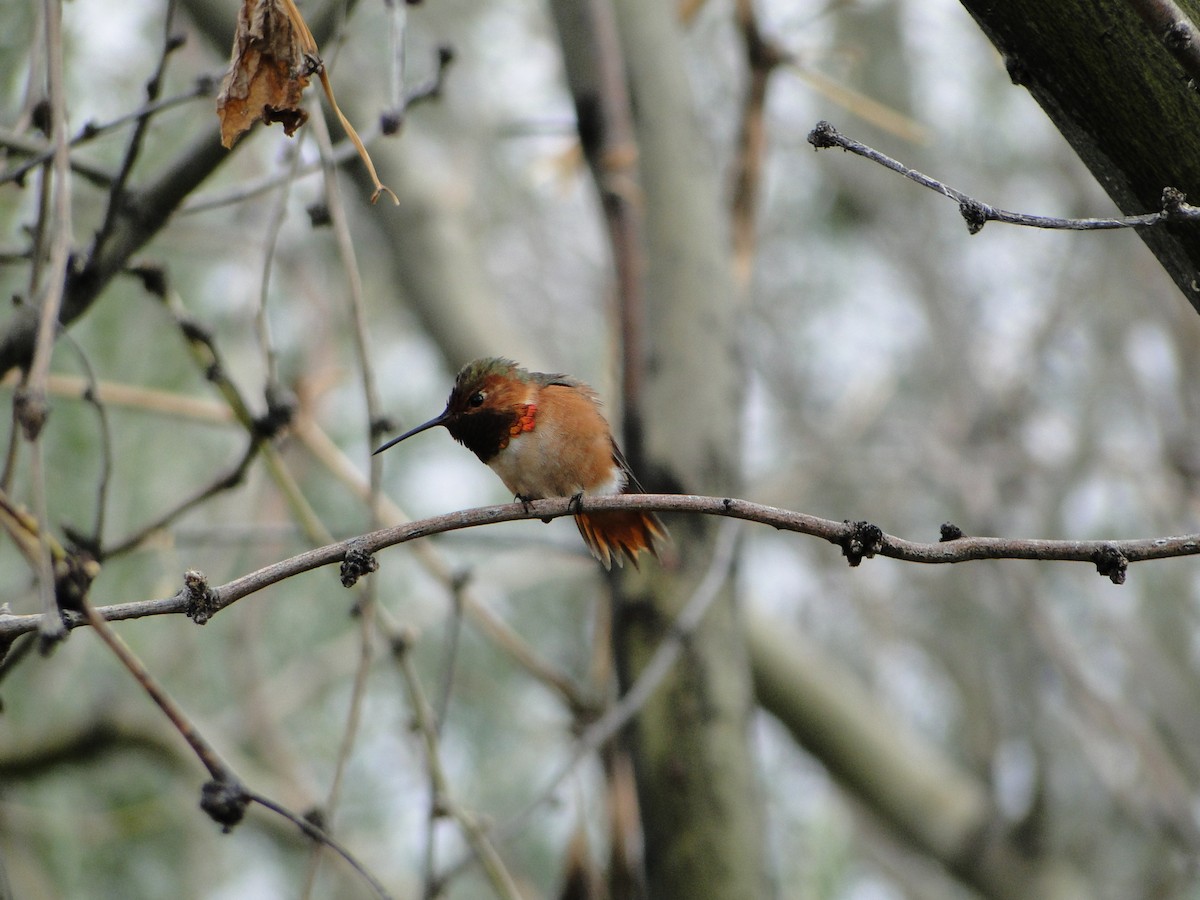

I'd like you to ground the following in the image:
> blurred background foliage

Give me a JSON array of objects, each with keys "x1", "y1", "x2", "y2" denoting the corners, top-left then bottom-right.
[{"x1": 2, "y1": 0, "x2": 1199, "y2": 897}]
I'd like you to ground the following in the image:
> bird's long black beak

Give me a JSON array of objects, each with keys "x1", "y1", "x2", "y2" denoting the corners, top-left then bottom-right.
[{"x1": 373, "y1": 410, "x2": 450, "y2": 455}]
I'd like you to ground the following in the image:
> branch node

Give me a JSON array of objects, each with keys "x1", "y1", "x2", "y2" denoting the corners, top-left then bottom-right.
[
  {"x1": 38, "y1": 619, "x2": 69, "y2": 656},
  {"x1": 305, "y1": 201, "x2": 332, "y2": 228},
  {"x1": 369, "y1": 415, "x2": 395, "y2": 442},
  {"x1": 1165, "y1": 20, "x2": 1193, "y2": 51},
  {"x1": 200, "y1": 778, "x2": 248, "y2": 833},
  {"x1": 807, "y1": 120, "x2": 840, "y2": 150},
  {"x1": 129, "y1": 264, "x2": 168, "y2": 298},
  {"x1": 195, "y1": 73, "x2": 219, "y2": 95},
  {"x1": 1003, "y1": 53, "x2": 1028, "y2": 86},
  {"x1": 390, "y1": 625, "x2": 418, "y2": 659},
  {"x1": 13, "y1": 385, "x2": 50, "y2": 442},
  {"x1": 56, "y1": 549, "x2": 100, "y2": 613},
  {"x1": 380, "y1": 110, "x2": 404, "y2": 136},
  {"x1": 254, "y1": 383, "x2": 297, "y2": 440},
  {"x1": 340, "y1": 542, "x2": 379, "y2": 588},
  {"x1": 1161, "y1": 186, "x2": 1188, "y2": 217},
  {"x1": 939, "y1": 522, "x2": 965, "y2": 542},
  {"x1": 302, "y1": 805, "x2": 327, "y2": 832},
  {"x1": 183, "y1": 569, "x2": 219, "y2": 624},
  {"x1": 1092, "y1": 545, "x2": 1128, "y2": 584},
  {"x1": 840, "y1": 520, "x2": 883, "y2": 567},
  {"x1": 959, "y1": 198, "x2": 989, "y2": 234},
  {"x1": 449, "y1": 567, "x2": 472, "y2": 594}
]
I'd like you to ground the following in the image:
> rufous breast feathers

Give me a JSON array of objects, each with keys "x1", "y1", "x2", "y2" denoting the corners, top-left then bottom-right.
[{"x1": 486, "y1": 382, "x2": 625, "y2": 500}]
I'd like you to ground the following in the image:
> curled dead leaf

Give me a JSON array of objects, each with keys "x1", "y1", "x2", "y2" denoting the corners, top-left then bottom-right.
[
  {"x1": 217, "y1": 0, "x2": 315, "y2": 149},
  {"x1": 216, "y1": 0, "x2": 398, "y2": 204}
]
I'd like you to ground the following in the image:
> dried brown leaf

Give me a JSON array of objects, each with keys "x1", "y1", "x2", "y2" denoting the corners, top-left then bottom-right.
[
  {"x1": 216, "y1": 0, "x2": 397, "y2": 203},
  {"x1": 216, "y1": 0, "x2": 316, "y2": 149}
]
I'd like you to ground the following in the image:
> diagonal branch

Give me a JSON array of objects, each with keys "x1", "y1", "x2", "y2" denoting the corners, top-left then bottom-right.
[
  {"x1": 0, "y1": 0, "x2": 373, "y2": 379},
  {"x1": 78, "y1": 592, "x2": 393, "y2": 899},
  {"x1": 0, "y1": 126, "x2": 229, "y2": 378},
  {"x1": 1127, "y1": 0, "x2": 1200, "y2": 89}
]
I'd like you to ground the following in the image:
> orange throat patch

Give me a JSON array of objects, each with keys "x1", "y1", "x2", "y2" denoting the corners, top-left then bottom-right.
[{"x1": 499, "y1": 403, "x2": 537, "y2": 449}]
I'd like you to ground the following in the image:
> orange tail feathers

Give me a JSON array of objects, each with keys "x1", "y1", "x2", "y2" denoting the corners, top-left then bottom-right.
[{"x1": 575, "y1": 509, "x2": 669, "y2": 570}]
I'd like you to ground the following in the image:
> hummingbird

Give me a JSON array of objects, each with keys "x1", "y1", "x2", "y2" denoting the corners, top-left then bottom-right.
[{"x1": 374, "y1": 357, "x2": 668, "y2": 569}]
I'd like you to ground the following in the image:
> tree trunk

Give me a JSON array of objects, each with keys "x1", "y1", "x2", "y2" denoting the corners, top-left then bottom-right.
[
  {"x1": 958, "y1": 0, "x2": 1200, "y2": 311},
  {"x1": 604, "y1": 2, "x2": 769, "y2": 897}
]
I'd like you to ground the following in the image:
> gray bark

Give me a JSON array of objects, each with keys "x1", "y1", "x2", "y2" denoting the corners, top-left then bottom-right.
[{"x1": 959, "y1": 0, "x2": 1200, "y2": 311}]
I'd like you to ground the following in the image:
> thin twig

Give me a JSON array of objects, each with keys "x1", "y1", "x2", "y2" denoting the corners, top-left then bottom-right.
[
  {"x1": 731, "y1": 0, "x2": 783, "y2": 291},
  {"x1": 307, "y1": 93, "x2": 386, "y2": 503},
  {"x1": 0, "y1": 371, "x2": 234, "y2": 424},
  {"x1": 808, "y1": 120, "x2": 1200, "y2": 233},
  {"x1": 78, "y1": 596, "x2": 236, "y2": 782},
  {"x1": 27, "y1": 450, "x2": 60, "y2": 644},
  {"x1": 253, "y1": 145, "x2": 300, "y2": 393},
  {"x1": 180, "y1": 131, "x2": 369, "y2": 213},
  {"x1": 299, "y1": 89, "x2": 389, "y2": 900},
  {"x1": 393, "y1": 630, "x2": 523, "y2": 900},
  {"x1": 793, "y1": 68, "x2": 929, "y2": 145},
  {"x1": 431, "y1": 521, "x2": 741, "y2": 891},
  {"x1": 421, "y1": 575, "x2": 467, "y2": 893},
  {"x1": 0, "y1": 127, "x2": 116, "y2": 188},
  {"x1": 79, "y1": 588, "x2": 392, "y2": 899},
  {"x1": 384, "y1": 0, "x2": 407, "y2": 128},
  {"x1": 22, "y1": 0, "x2": 76, "y2": 643},
  {"x1": 300, "y1": 592, "x2": 375, "y2": 900},
  {"x1": 401, "y1": 45, "x2": 456, "y2": 112},
  {"x1": 2, "y1": 491, "x2": 1189, "y2": 640},
  {"x1": 0, "y1": 83, "x2": 212, "y2": 188},
  {"x1": 160, "y1": 287, "x2": 332, "y2": 546},
  {"x1": 433, "y1": 576, "x2": 467, "y2": 732},
  {"x1": 244, "y1": 790, "x2": 395, "y2": 900},
  {"x1": 57, "y1": 332, "x2": 114, "y2": 552},
  {"x1": 97, "y1": 0, "x2": 182, "y2": 240},
  {"x1": 101, "y1": 441, "x2": 260, "y2": 560}
]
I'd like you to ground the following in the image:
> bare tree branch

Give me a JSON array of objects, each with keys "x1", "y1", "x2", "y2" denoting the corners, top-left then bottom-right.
[
  {"x1": 2, "y1": 492, "x2": 1192, "y2": 640},
  {"x1": 549, "y1": 0, "x2": 650, "y2": 469},
  {"x1": 0, "y1": 81, "x2": 213, "y2": 188},
  {"x1": 809, "y1": 119, "x2": 1200, "y2": 234},
  {"x1": 20, "y1": 0, "x2": 76, "y2": 643},
  {"x1": 730, "y1": 0, "x2": 784, "y2": 290},
  {"x1": 243, "y1": 789, "x2": 395, "y2": 900},
  {"x1": 78, "y1": 593, "x2": 237, "y2": 784},
  {"x1": 78, "y1": 592, "x2": 394, "y2": 898}
]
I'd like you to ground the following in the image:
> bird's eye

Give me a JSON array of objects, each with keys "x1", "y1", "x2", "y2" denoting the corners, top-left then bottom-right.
[{"x1": 468, "y1": 391, "x2": 485, "y2": 408}]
